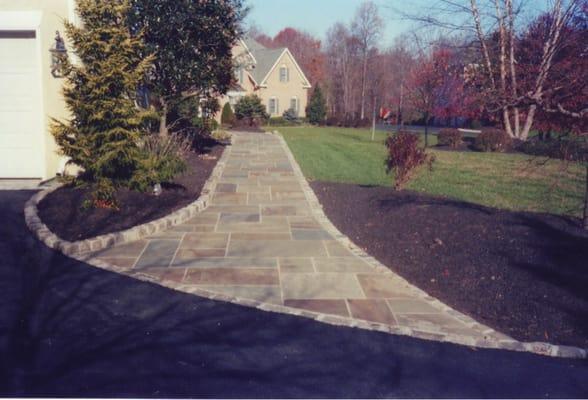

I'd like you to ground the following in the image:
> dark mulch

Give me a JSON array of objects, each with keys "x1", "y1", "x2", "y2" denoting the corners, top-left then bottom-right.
[
  {"x1": 311, "y1": 181, "x2": 588, "y2": 348},
  {"x1": 38, "y1": 143, "x2": 224, "y2": 242}
]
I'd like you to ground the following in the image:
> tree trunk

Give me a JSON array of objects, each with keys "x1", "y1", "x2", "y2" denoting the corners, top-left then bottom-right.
[
  {"x1": 584, "y1": 165, "x2": 588, "y2": 230},
  {"x1": 520, "y1": 104, "x2": 537, "y2": 140},
  {"x1": 371, "y1": 96, "x2": 376, "y2": 141},
  {"x1": 397, "y1": 83, "x2": 404, "y2": 132},
  {"x1": 424, "y1": 113, "x2": 429, "y2": 148},
  {"x1": 159, "y1": 98, "x2": 168, "y2": 137},
  {"x1": 360, "y1": 55, "x2": 367, "y2": 119}
]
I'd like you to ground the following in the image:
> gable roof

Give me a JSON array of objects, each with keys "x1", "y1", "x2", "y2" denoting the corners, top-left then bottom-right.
[{"x1": 242, "y1": 36, "x2": 311, "y2": 89}]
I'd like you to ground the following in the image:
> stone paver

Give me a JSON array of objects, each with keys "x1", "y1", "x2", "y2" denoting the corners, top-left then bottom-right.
[{"x1": 88, "y1": 131, "x2": 516, "y2": 349}]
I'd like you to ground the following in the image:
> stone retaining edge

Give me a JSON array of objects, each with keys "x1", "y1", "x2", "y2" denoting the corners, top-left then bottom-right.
[
  {"x1": 23, "y1": 131, "x2": 587, "y2": 359},
  {"x1": 24, "y1": 140, "x2": 232, "y2": 256},
  {"x1": 272, "y1": 130, "x2": 587, "y2": 360}
]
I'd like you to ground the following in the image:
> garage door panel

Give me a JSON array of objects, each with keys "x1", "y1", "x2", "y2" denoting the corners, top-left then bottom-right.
[
  {"x1": 0, "y1": 35, "x2": 43, "y2": 178},
  {"x1": 0, "y1": 95, "x2": 34, "y2": 111},
  {"x1": 0, "y1": 148, "x2": 42, "y2": 177},
  {"x1": 0, "y1": 72, "x2": 35, "y2": 95},
  {"x1": 0, "y1": 112, "x2": 38, "y2": 139}
]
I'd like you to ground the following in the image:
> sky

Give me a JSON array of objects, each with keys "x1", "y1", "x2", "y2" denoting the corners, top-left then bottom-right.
[
  {"x1": 245, "y1": 0, "x2": 418, "y2": 48},
  {"x1": 244, "y1": 0, "x2": 550, "y2": 49}
]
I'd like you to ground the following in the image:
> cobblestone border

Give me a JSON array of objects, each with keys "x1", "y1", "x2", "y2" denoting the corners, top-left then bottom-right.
[
  {"x1": 23, "y1": 131, "x2": 587, "y2": 359},
  {"x1": 25, "y1": 141, "x2": 232, "y2": 256},
  {"x1": 271, "y1": 129, "x2": 587, "y2": 359}
]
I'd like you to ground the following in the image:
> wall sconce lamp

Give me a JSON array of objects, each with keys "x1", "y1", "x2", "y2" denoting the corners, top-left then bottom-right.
[{"x1": 50, "y1": 30, "x2": 67, "y2": 78}]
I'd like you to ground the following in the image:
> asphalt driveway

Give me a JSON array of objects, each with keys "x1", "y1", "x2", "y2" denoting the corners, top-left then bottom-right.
[{"x1": 1, "y1": 190, "x2": 587, "y2": 398}]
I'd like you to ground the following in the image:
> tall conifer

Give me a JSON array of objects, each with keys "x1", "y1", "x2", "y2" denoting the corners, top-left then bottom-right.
[{"x1": 52, "y1": 0, "x2": 153, "y2": 206}]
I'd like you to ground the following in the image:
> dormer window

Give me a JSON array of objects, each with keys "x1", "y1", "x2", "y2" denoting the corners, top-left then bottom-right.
[{"x1": 279, "y1": 66, "x2": 289, "y2": 82}]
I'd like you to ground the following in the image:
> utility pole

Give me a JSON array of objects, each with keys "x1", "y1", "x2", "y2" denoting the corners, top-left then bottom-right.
[{"x1": 371, "y1": 95, "x2": 377, "y2": 141}]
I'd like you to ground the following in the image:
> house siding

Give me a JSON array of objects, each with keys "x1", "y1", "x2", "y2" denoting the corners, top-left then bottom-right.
[
  {"x1": 0, "y1": 0, "x2": 71, "y2": 179},
  {"x1": 257, "y1": 51, "x2": 308, "y2": 118}
]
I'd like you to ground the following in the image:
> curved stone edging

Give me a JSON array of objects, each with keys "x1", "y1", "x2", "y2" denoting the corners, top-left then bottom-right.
[
  {"x1": 25, "y1": 141, "x2": 232, "y2": 256},
  {"x1": 272, "y1": 130, "x2": 587, "y2": 359},
  {"x1": 24, "y1": 131, "x2": 587, "y2": 359}
]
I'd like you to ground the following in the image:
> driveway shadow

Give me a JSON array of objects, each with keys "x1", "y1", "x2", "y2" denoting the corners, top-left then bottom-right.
[{"x1": 1, "y1": 190, "x2": 587, "y2": 398}]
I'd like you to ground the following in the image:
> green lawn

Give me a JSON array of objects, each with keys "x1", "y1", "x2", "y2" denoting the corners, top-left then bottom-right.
[{"x1": 276, "y1": 126, "x2": 586, "y2": 218}]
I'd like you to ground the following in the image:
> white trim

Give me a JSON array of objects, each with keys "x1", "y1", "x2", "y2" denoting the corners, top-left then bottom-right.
[
  {"x1": 268, "y1": 96, "x2": 279, "y2": 115},
  {"x1": 238, "y1": 38, "x2": 257, "y2": 65},
  {"x1": 290, "y1": 96, "x2": 298, "y2": 113},
  {"x1": 226, "y1": 90, "x2": 247, "y2": 96},
  {"x1": 260, "y1": 48, "x2": 311, "y2": 88},
  {"x1": 67, "y1": 0, "x2": 78, "y2": 25}
]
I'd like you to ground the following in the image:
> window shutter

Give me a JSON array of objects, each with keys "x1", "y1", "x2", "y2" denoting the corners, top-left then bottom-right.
[
  {"x1": 287, "y1": 67, "x2": 290, "y2": 82},
  {"x1": 276, "y1": 98, "x2": 280, "y2": 114}
]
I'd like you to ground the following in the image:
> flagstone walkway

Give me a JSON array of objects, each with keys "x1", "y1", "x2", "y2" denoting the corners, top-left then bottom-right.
[{"x1": 89, "y1": 131, "x2": 512, "y2": 348}]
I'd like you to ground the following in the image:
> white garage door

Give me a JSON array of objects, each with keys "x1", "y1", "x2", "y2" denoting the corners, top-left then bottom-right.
[{"x1": 0, "y1": 31, "x2": 43, "y2": 178}]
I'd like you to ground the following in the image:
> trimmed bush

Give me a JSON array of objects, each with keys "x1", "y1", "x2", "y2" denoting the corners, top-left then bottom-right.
[
  {"x1": 475, "y1": 128, "x2": 512, "y2": 152},
  {"x1": 282, "y1": 108, "x2": 300, "y2": 124},
  {"x1": 437, "y1": 128, "x2": 463, "y2": 148},
  {"x1": 385, "y1": 132, "x2": 434, "y2": 190},
  {"x1": 234, "y1": 95, "x2": 269, "y2": 127},
  {"x1": 221, "y1": 102, "x2": 234, "y2": 125}
]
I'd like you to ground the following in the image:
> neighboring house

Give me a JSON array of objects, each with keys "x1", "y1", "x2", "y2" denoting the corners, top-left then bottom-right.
[
  {"x1": 220, "y1": 37, "x2": 311, "y2": 119},
  {"x1": 0, "y1": 0, "x2": 76, "y2": 179}
]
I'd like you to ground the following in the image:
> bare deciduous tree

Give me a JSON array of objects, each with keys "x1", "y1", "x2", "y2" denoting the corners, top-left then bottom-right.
[{"x1": 351, "y1": 1, "x2": 384, "y2": 119}]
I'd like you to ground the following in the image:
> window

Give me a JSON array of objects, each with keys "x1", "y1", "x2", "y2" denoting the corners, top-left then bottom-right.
[
  {"x1": 290, "y1": 97, "x2": 298, "y2": 113},
  {"x1": 279, "y1": 66, "x2": 289, "y2": 82},
  {"x1": 268, "y1": 98, "x2": 277, "y2": 114}
]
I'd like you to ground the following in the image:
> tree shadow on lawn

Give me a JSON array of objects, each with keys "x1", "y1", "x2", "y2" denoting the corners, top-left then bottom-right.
[{"x1": 1, "y1": 191, "x2": 588, "y2": 398}]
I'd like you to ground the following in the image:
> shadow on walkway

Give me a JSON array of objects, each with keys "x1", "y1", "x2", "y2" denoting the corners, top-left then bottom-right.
[{"x1": 1, "y1": 190, "x2": 587, "y2": 398}]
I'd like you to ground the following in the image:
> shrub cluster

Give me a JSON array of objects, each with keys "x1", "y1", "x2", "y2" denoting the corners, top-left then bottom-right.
[
  {"x1": 518, "y1": 134, "x2": 588, "y2": 161},
  {"x1": 172, "y1": 96, "x2": 218, "y2": 139},
  {"x1": 474, "y1": 128, "x2": 513, "y2": 152},
  {"x1": 267, "y1": 117, "x2": 301, "y2": 127},
  {"x1": 385, "y1": 132, "x2": 434, "y2": 190},
  {"x1": 437, "y1": 128, "x2": 463, "y2": 148},
  {"x1": 132, "y1": 133, "x2": 190, "y2": 192},
  {"x1": 234, "y1": 95, "x2": 269, "y2": 128},
  {"x1": 282, "y1": 108, "x2": 300, "y2": 124},
  {"x1": 325, "y1": 115, "x2": 370, "y2": 128}
]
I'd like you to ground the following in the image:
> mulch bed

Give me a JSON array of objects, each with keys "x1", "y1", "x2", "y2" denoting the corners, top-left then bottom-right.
[
  {"x1": 38, "y1": 143, "x2": 224, "y2": 242},
  {"x1": 311, "y1": 181, "x2": 588, "y2": 348}
]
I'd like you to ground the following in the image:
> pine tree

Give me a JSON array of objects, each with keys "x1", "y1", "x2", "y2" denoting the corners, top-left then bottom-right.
[
  {"x1": 306, "y1": 84, "x2": 327, "y2": 125},
  {"x1": 52, "y1": 0, "x2": 153, "y2": 206}
]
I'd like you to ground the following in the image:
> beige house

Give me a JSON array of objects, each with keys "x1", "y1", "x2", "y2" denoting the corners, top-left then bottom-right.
[
  {"x1": 0, "y1": 2, "x2": 310, "y2": 180},
  {"x1": 0, "y1": 0, "x2": 77, "y2": 179},
  {"x1": 220, "y1": 37, "x2": 311, "y2": 119}
]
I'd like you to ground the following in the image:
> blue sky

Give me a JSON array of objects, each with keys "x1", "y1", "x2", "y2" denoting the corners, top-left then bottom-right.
[
  {"x1": 245, "y1": 0, "x2": 416, "y2": 48},
  {"x1": 244, "y1": 0, "x2": 549, "y2": 48}
]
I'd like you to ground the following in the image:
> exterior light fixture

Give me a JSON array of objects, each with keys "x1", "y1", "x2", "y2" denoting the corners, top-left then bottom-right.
[{"x1": 50, "y1": 30, "x2": 67, "y2": 78}]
